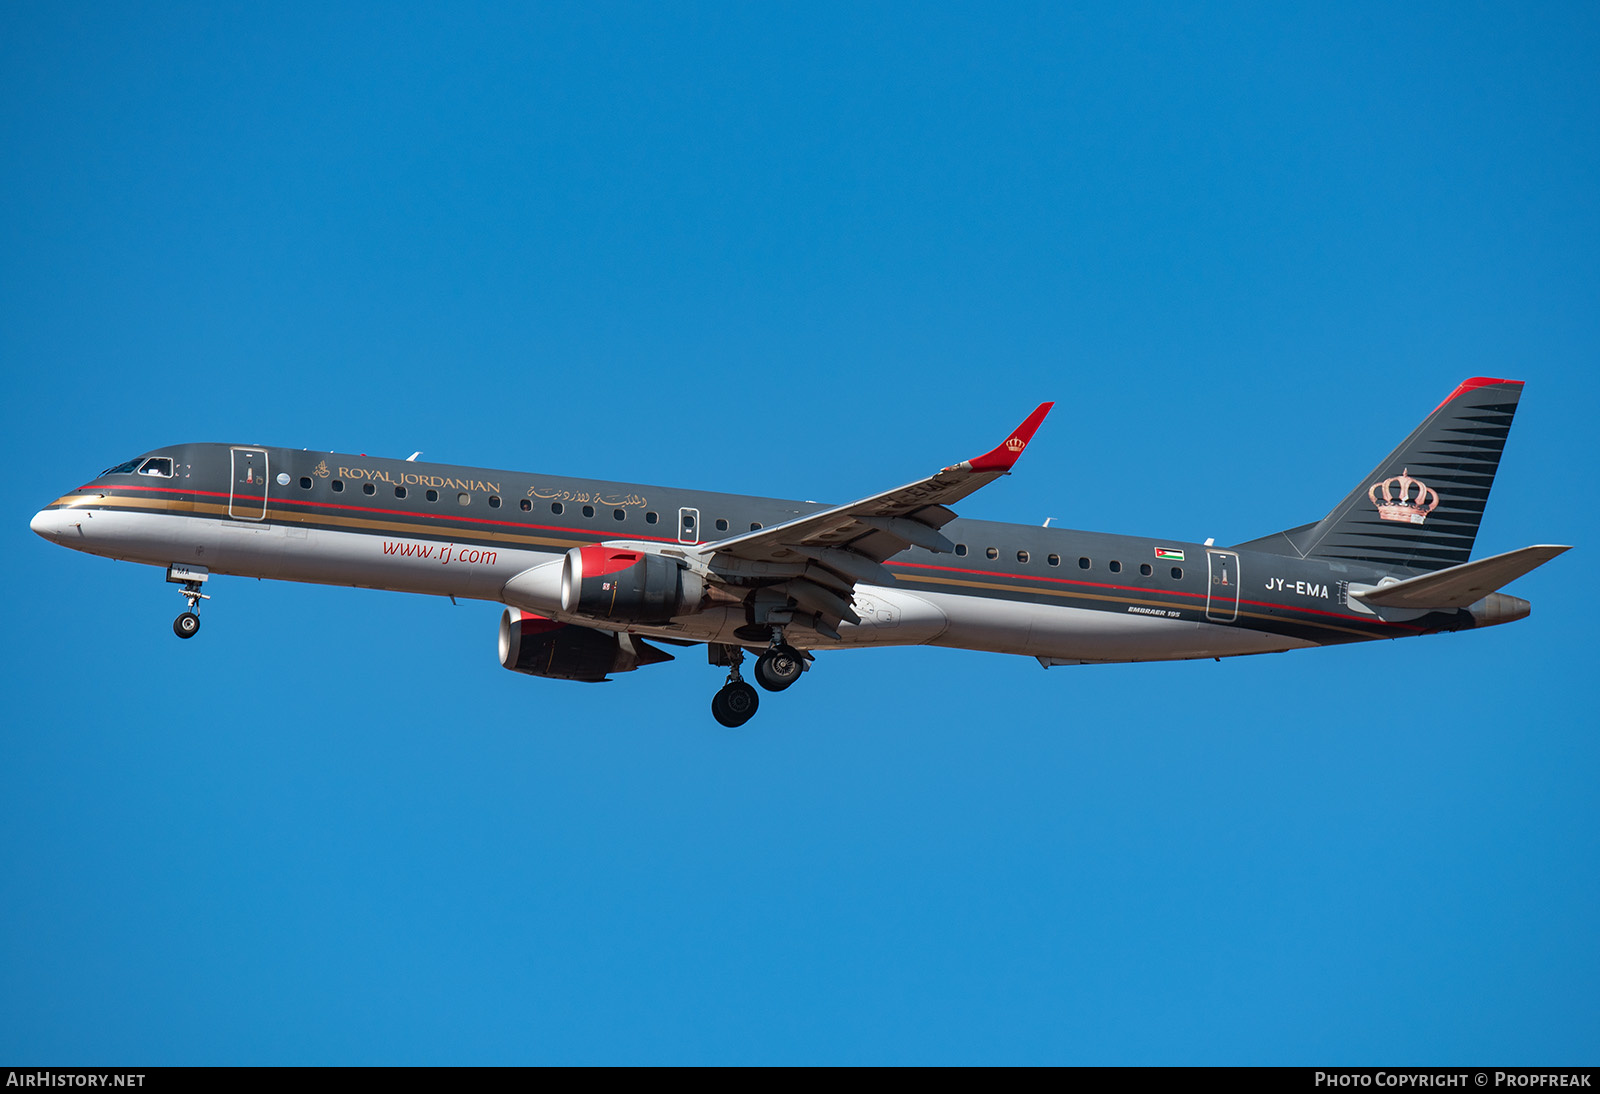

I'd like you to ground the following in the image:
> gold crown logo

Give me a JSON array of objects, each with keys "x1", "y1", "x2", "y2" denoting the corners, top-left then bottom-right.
[
  {"x1": 1368, "y1": 468, "x2": 1440, "y2": 525},
  {"x1": 1005, "y1": 436, "x2": 1026, "y2": 453}
]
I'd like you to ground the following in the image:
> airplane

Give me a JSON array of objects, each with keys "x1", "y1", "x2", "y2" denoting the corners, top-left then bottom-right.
[{"x1": 29, "y1": 377, "x2": 1568, "y2": 726}]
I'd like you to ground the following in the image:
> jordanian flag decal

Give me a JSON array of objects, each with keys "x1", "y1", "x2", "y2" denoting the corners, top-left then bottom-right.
[{"x1": 1155, "y1": 547, "x2": 1185, "y2": 561}]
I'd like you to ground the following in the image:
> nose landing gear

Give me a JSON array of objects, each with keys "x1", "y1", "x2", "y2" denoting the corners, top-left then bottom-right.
[{"x1": 166, "y1": 564, "x2": 210, "y2": 640}]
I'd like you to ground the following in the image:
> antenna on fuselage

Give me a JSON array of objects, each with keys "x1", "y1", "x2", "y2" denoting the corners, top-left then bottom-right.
[
  {"x1": 407, "y1": 452, "x2": 422, "y2": 462},
  {"x1": 1042, "y1": 517, "x2": 1055, "y2": 527}
]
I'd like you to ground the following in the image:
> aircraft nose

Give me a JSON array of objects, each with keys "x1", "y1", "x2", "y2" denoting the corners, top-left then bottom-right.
[{"x1": 31, "y1": 508, "x2": 69, "y2": 541}]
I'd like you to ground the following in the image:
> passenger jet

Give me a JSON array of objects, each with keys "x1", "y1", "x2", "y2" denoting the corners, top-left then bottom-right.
[{"x1": 30, "y1": 377, "x2": 1566, "y2": 725}]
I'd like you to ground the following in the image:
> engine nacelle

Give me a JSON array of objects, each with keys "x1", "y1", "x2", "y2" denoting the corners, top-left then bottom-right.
[
  {"x1": 498, "y1": 608, "x2": 673, "y2": 682},
  {"x1": 560, "y1": 544, "x2": 705, "y2": 624}
]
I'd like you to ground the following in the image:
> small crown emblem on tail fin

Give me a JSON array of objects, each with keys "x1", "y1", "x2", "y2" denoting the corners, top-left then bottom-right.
[
  {"x1": 1368, "y1": 469, "x2": 1440, "y2": 525},
  {"x1": 1005, "y1": 437, "x2": 1025, "y2": 453}
]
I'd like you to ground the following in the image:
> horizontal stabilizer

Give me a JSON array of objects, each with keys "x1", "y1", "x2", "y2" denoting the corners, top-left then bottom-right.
[{"x1": 1353, "y1": 545, "x2": 1571, "y2": 609}]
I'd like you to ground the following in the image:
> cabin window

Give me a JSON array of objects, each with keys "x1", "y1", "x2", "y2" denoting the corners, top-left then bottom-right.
[
  {"x1": 1078, "y1": 557, "x2": 1090, "y2": 569},
  {"x1": 986, "y1": 547, "x2": 999, "y2": 560},
  {"x1": 750, "y1": 522, "x2": 763, "y2": 531},
  {"x1": 457, "y1": 493, "x2": 471, "y2": 506},
  {"x1": 299, "y1": 477, "x2": 312, "y2": 489},
  {"x1": 1047, "y1": 554, "x2": 1060, "y2": 566},
  {"x1": 363, "y1": 483, "x2": 375, "y2": 495},
  {"x1": 520, "y1": 499, "x2": 531, "y2": 512},
  {"x1": 582, "y1": 505, "x2": 595, "y2": 518},
  {"x1": 137, "y1": 457, "x2": 174, "y2": 477},
  {"x1": 488, "y1": 496, "x2": 501, "y2": 509},
  {"x1": 955, "y1": 544, "x2": 967, "y2": 556},
  {"x1": 1171, "y1": 567, "x2": 1183, "y2": 580},
  {"x1": 646, "y1": 511, "x2": 658, "y2": 524},
  {"x1": 426, "y1": 489, "x2": 438, "y2": 502},
  {"x1": 331, "y1": 480, "x2": 344, "y2": 492},
  {"x1": 715, "y1": 518, "x2": 729, "y2": 532},
  {"x1": 550, "y1": 502, "x2": 563, "y2": 515},
  {"x1": 395, "y1": 486, "x2": 407, "y2": 499},
  {"x1": 1017, "y1": 550, "x2": 1030, "y2": 563},
  {"x1": 1140, "y1": 563, "x2": 1152, "y2": 576},
  {"x1": 613, "y1": 509, "x2": 625, "y2": 521},
  {"x1": 1109, "y1": 560, "x2": 1122, "y2": 574}
]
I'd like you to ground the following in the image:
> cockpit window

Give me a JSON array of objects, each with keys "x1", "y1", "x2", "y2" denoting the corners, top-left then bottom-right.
[
  {"x1": 137, "y1": 457, "x2": 174, "y2": 477},
  {"x1": 101, "y1": 458, "x2": 144, "y2": 475}
]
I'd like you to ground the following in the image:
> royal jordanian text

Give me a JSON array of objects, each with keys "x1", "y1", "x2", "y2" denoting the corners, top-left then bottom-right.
[{"x1": 338, "y1": 466, "x2": 501, "y2": 494}]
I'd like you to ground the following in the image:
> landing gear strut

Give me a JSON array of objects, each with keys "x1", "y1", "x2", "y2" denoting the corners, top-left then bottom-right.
[
  {"x1": 709, "y1": 645, "x2": 759, "y2": 727},
  {"x1": 166, "y1": 564, "x2": 209, "y2": 640}
]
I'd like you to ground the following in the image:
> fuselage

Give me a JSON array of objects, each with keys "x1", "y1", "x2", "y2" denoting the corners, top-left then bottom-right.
[{"x1": 30, "y1": 442, "x2": 1511, "y2": 666}]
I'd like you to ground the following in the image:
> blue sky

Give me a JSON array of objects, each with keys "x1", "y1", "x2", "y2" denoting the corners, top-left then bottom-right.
[{"x1": 3, "y1": 2, "x2": 1596, "y2": 1064}]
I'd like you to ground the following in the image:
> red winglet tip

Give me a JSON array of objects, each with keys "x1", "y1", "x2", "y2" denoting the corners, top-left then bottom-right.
[
  {"x1": 965, "y1": 401, "x2": 1055, "y2": 473},
  {"x1": 1431, "y1": 376, "x2": 1523, "y2": 415}
]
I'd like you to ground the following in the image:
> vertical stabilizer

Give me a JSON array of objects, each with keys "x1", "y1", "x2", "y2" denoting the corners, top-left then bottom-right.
[{"x1": 1236, "y1": 377, "x2": 1524, "y2": 573}]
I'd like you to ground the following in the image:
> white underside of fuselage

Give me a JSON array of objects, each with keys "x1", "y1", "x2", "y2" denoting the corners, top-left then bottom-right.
[{"x1": 34, "y1": 508, "x2": 1316, "y2": 664}]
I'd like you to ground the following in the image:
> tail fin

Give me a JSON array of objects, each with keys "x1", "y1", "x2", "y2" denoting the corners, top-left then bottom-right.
[{"x1": 1236, "y1": 377, "x2": 1525, "y2": 573}]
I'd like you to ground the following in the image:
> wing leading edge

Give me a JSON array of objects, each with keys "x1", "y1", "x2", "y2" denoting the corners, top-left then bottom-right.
[{"x1": 694, "y1": 403, "x2": 1054, "y2": 631}]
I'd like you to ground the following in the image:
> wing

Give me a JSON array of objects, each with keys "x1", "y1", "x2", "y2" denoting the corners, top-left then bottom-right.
[{"x1": 695, "y1": 402, "x2": 1053, "y2": 634}]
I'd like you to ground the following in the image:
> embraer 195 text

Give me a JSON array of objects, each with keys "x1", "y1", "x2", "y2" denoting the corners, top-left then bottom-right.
[{"x1": 31, "y1": 378, "x2": 1567, "y2": 726}]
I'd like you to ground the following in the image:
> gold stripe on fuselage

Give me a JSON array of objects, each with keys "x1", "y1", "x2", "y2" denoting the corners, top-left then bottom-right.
[
  {"x1": 57, "y1": 493, "x2": 581, "y2": 552},
  {"x1": 57, "y1": 492, "x2": 1384, "y2": 639},
  {"x1": 891, "y1": 571, "x2": 1384, "y2": 640}
]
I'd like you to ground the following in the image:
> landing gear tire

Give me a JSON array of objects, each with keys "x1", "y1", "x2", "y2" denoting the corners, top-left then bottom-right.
[
  {"x1": 754, "y1": 645, "x2": 804, "y2": 692},
  {"x1": 174, "y1": 612, "x2": 201, "y2": 639},
  {"x1": 711, "y1": 681, "x2": 760, "y2": 727}
]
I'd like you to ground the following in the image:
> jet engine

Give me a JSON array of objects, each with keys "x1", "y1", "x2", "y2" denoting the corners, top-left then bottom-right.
[
  {"x1": 498, "y1": 608, "x2": 673, "y2": 682},
  {"x1": 503, "y1": 544, "x2": 707, "y2": 625},
  {"x1": 563, "y1": 544, "x2": 705, "y2": 623}
]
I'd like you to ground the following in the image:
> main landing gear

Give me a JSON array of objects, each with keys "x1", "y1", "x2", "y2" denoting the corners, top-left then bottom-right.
[
  {"x1": 708, "y1": 630, "x2": 811, "y2": 726},
  {"x1": 166, "y1": 564, "x2": 209, "y2": 640},
  {"x1": 754, "y1": 642, "x2": 804, "y2": 692},
  {"x1": 710, "y1": 646, "x2": 760, "y2": 728}
]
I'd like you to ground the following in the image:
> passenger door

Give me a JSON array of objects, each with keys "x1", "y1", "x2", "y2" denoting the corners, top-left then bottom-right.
[
  {"x1": 228, "y1": 448, "x2": 269, "y2": 520},
  {"x1": 1205, "y1": 549, "x2": 1240, "y2": 623}
]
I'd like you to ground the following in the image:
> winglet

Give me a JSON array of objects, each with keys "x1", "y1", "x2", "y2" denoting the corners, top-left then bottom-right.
[{"x1": 959, "y1": 402, "x2": 1055, "y2": 473}]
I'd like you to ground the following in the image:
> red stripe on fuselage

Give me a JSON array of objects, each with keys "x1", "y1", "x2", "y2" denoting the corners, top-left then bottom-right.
[
  {"x1": 70, "y1": 485, "x2": 1428, "y2": 632},
  {"x1": 69, "y1": 482, "x2": 683, "y2": 543},
  {"x1": 888, "y1": 559, "x2": 1424, "y2": 631}
]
